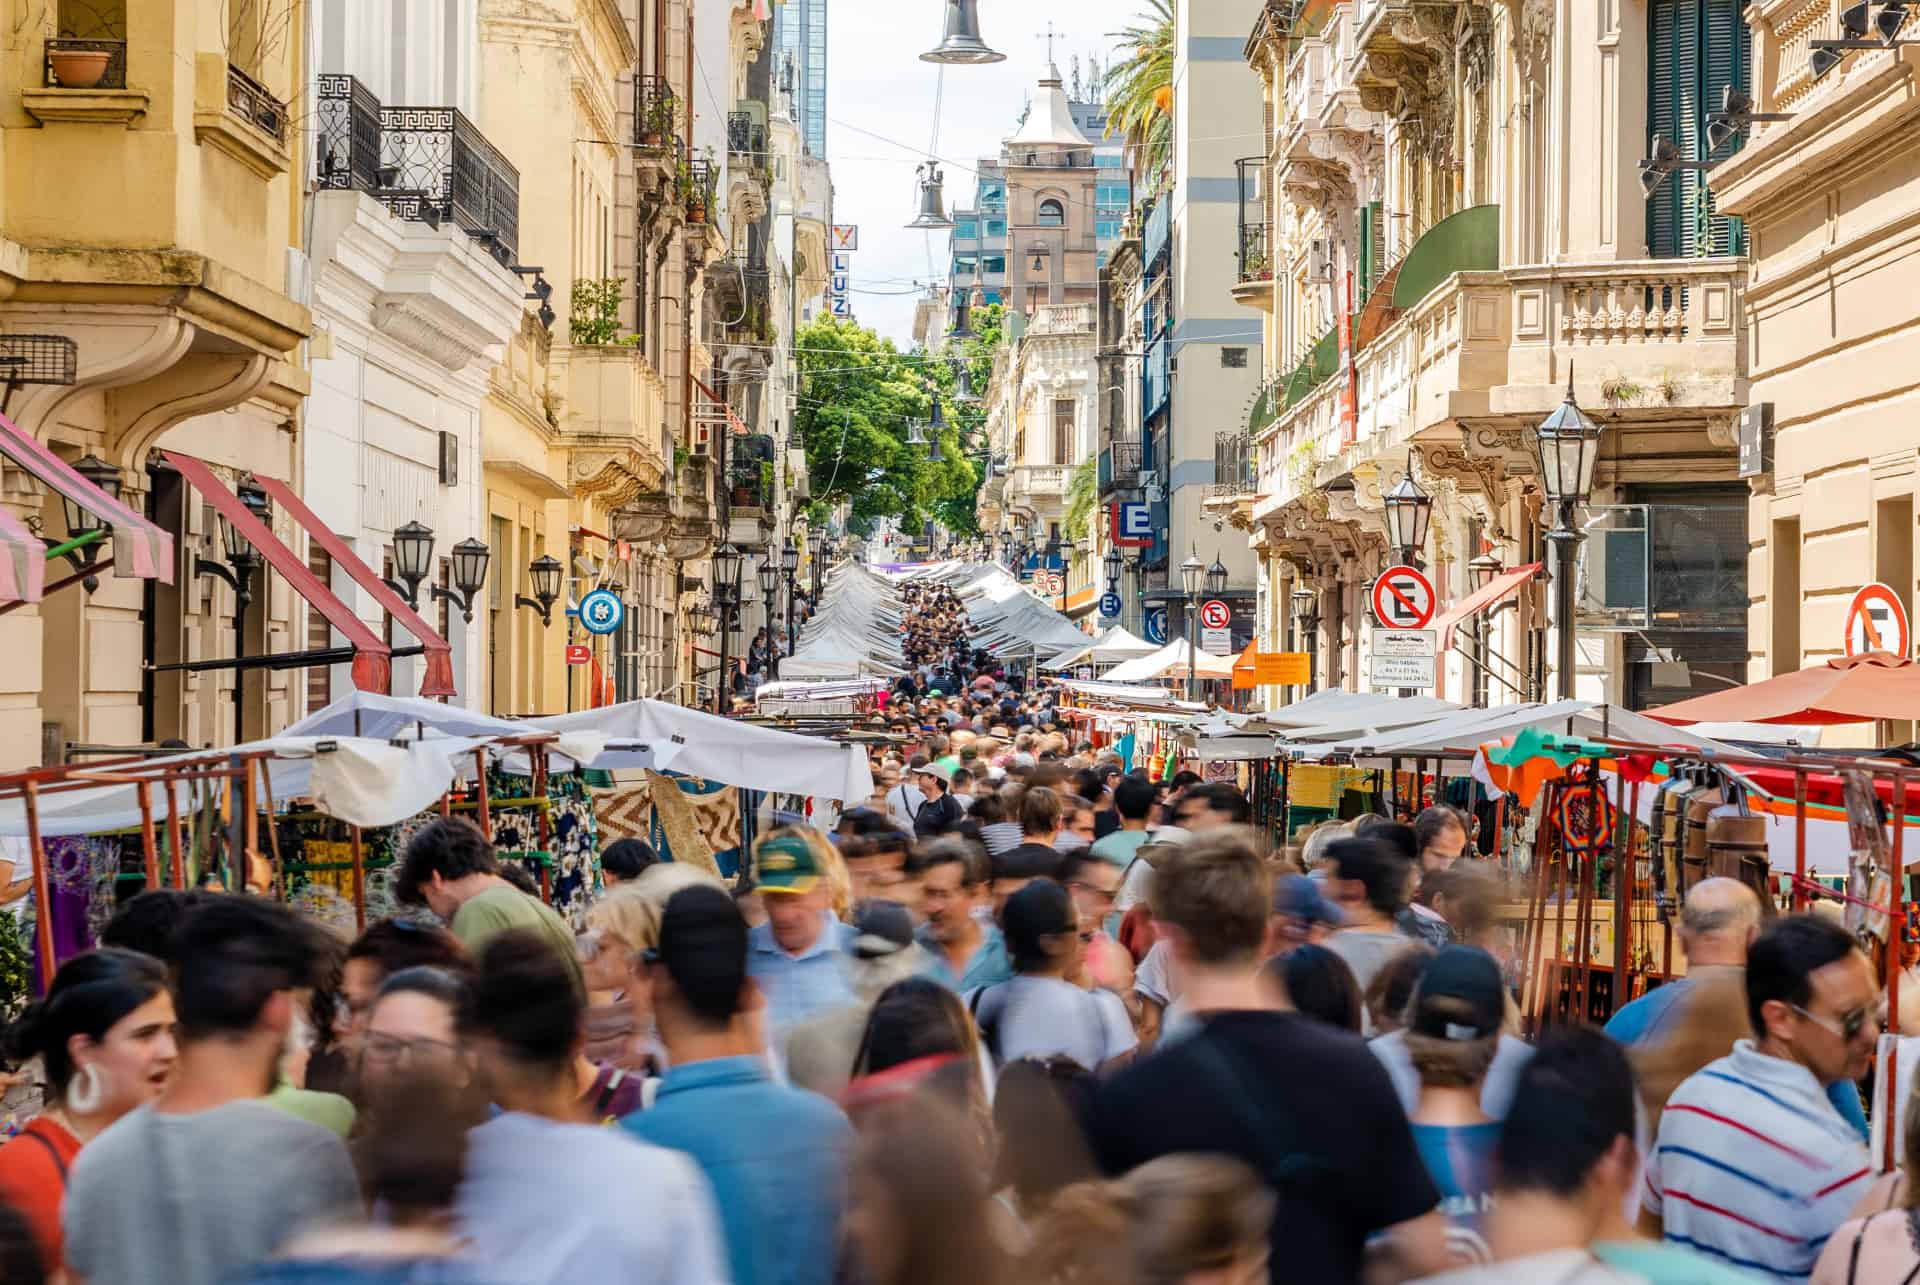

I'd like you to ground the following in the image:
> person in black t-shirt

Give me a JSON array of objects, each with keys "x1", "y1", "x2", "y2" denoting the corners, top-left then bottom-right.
[{"x1": 1086, "y1": 828, "x2": 1449, "y2": 1285}]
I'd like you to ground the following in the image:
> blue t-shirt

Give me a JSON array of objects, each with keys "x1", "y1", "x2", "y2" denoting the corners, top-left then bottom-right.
[
  {"x1": 1410, "y1": 1121, "x2": 1501, "y2": 1268},
  {"x1": 1606, "y1": 976, "x2": 1870, "y2": 1140}
]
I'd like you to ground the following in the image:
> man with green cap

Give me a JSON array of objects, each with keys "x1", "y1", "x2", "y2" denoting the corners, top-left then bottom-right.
[{"x1": 747, "y1": 830, "x2": 856, "y2": 1044}]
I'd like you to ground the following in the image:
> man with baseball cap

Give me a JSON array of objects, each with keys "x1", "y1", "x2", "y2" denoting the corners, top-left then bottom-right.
[
  {"x1": 746, "y1": 831, "x2": 856, "y2": 1041},
  {"x1": 910, "y1": 759, "x2": 964, "y2": 839},
  {"x1": 627, "y1": 885, "x2": 853, "y2": 1285}
]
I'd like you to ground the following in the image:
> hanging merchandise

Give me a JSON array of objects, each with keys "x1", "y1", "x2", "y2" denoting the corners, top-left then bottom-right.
[
  {"x1": 484, "y1": 765, "x2": 600, "y2": 926},
  {"x1": 1552, "y1": 770, "x2": 1616, "y2": 855},
  {"x1": 1844, "y1": 769, "x2": 1892, "y2": 944}
]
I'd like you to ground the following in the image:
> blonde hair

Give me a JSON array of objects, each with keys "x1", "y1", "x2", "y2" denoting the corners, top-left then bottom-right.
[
  {"x1": 1026, "y1": 1154, "x2": 1273, "y2": 1285},
  {"x1": 583, "y1": 883, "x2": 665, "y2": 954},
  {"x1": 1300, "y1": 821, "x2": 1352, "y2": 871}
]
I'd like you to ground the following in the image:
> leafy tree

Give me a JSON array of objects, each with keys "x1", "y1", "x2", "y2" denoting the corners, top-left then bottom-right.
[
  {"x1": 1104, "y1": 0, "x2": 1174, "y2": 191},
  {"x1": 794, "y1": 315, "x2": 987, "y2": 538}
]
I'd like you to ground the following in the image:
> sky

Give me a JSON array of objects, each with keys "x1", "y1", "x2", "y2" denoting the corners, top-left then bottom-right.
[{"x1": 822, "y1": 0, "x2": 1143, "y2": 347}]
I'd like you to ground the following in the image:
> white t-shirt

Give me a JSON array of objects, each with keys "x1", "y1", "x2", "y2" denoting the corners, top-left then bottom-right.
[
  {"x1": 886, "y1": 782, "x2": 923, "y2": 831},
  {"x1": 459, "y1": 1111, "x2": 730, "y2": 1285},
  {"x1": 966, "y1": 975, "x2": 1137, "y2": 1071}
]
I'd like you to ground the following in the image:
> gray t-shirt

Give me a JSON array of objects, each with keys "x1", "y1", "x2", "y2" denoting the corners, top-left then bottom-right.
[
  {"x1": 64, "y1": 1100, "x2": 361, "y2": 1285},
  {"x1": 967, "y1": 975, "x2": 1137, "y2": 1070},
  {"x1": 1325, "y1": 929, "x2": 1418, "y2": 996},
  {"x1": 1371, "y1": 1029, "x2": 1536, "y2": 1121},
  {"x1": 458, "y1": 1110, "x2": 729, "y2": 1285}
]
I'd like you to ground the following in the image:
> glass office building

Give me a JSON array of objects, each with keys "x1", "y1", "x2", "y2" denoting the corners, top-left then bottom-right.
[{"x1": 774, "y1": 0, "x2": 828, "y2": 157}]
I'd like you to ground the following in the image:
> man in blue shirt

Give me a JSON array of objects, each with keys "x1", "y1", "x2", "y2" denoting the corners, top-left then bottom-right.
[
  {"x1": 910, "y1": 836, "x2": 1013, "y2": 991},
  {"x1": 627, "y1": 885, "x2": 853, "y2": 1285},
  {"x1": 1606, "y1": 876, "x2": 1868, "y2": 1138},
  {"x1": 746, "y1": 831, "x2": 856, "y2": 1041}
]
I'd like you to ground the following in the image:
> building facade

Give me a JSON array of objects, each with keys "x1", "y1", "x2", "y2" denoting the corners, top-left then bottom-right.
[
  {"x1": 0, "y1": 0, "x2": 312, "y2": 764},
  {"x1": 1713, "y1": 10, "x2": 1920, "y2": 745},
  {"x1": 772, "y1": 0, "x2": 826, "y2": 157},
  {"x1": 1231, "y1": 0, "x2": 1751, "y2": 709}
]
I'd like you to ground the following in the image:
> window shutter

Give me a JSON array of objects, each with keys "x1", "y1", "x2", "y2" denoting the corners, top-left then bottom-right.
[{"x1": 1648, "y1": 0, "x2": 1748, "y2": 258}]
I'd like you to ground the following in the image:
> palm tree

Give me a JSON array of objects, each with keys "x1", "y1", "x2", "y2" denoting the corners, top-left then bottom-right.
[{"x1": 1103, "y1": 0, "x2": 1175, "y2": 190}]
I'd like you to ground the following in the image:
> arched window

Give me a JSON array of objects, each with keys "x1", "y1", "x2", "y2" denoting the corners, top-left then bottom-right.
[{"x1": 1037, "y1": 199, "x2": 1065, "y2": 226}]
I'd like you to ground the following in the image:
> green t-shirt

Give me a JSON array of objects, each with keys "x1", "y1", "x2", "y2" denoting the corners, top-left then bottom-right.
[
  {"x1": 264, "y1": 1084, "x2": 356, "y2": 1138},
  {"x1": 451, "y1": 883, "x2": 584, "y2": 988},
  {"x1": 1090, "y1": 827, "x2": 1150, "y2": 869}
]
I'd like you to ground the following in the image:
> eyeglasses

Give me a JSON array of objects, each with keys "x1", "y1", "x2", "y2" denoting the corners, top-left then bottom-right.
[
  {"x1": 362, "y1": 1031, "x2": 461, "y2": 1065},
  {"x1": 1789, "y1": 1001, "x2": 1885, "y2": 1042},
  {"x1": 1067, "y1": 879, "x2": 1117, "y2": 907}
]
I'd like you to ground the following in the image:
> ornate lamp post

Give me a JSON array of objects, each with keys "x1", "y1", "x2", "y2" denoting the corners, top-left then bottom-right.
[
  {"x1": 711, "y1": 543, "x2": 743, "y2": 713},
  {"x1": 1180, "y1": 548, "x2": 1205, "y2": 701},
  {"x1": 757, "y1": 556, "x2": 780, "y2": 681},
  {"x1": 1533, "y1": 374, "x2": 1604, "y2": 701},
  {"x1": 780, "y1": 536, "x2": 800, "y2": 658},
  {"x1": 1291, "y1": 582, "x2": 1320, "y2": 697},
  {"x1": 1381, "y1": 450, "x2": 1433, "y2": 568},
  {"x1": 195, "y1": 478, "x2": 272, "y2": 745}
]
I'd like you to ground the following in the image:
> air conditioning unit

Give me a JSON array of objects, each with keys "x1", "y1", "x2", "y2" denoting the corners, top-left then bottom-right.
[{"x1": 1309, "y1": 239, "x2": 1333, "y2": 283}]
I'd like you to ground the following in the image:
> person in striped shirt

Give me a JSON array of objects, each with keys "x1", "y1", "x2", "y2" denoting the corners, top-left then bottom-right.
[{"x1": 1639, "y1": 915, "x2": 1880, "y2": 1279}]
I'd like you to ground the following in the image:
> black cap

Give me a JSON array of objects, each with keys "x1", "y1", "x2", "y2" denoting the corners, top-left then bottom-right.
[
  {"x1": 1408, "y1": 945, "x2": 1505, "y2": 1042},
  {"x1": 851, "y1": 899, "x2": 915, "y2": 958}
]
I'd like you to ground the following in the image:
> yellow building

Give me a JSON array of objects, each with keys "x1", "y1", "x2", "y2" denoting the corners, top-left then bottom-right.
[
  {"x1": 1714, "y1": 16, "x2": 1920, "y2": 743},
  {"x1": 0, "y1": 0, "x2": 311, "y2": 764}
]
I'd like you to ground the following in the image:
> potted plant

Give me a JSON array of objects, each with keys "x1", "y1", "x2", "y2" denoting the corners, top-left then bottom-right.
[
  {"x1": 49, "y1": 46, "x2": 111, "y2": 88},
  {"x1": 640, "y1": 94, "x2": 674, "y2": 148}
]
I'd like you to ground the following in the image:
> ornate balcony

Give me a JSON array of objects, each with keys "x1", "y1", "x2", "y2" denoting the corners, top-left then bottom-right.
[
  {"x1": 635, "y1": 75, "x2": 677, "y2": 149},
  {"x1": 1099, "y1": 440, "x2": 1142, "y2": 496},
  {"x1": 226, "y1": 64, "x2": 287, "y2": 143},
  {"x1": 315, "y1": 75, "x2": 383, "y2": 192},
  {"x1": 379, "y1": 106, "x2": 519, "y2": 267},
  {"x1": 44, "y1": 38, "x2": 126, "y2": 89}
]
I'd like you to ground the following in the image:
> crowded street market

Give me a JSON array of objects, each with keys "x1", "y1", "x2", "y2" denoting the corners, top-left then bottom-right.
[{"x1": 3, "y1": 0, "x2": 1920, "y2": 1279}]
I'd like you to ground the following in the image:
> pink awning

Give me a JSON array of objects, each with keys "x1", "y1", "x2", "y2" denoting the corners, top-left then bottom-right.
[
  {"x1": 0, "y1": 410, "x2": 173, "y2": 584},
  {"x1": 161, "y1": 451, "x2": 393, "y2": 696},
  {"x1": 0, "y1": 507, "x2": 45, "y2": 604},
  {"x1": 1432, "y1": 562, "x2": 1542, "y2": 651}
]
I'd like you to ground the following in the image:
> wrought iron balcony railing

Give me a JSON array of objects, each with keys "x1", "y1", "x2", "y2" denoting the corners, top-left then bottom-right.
[
  {"x1": 227, "y1": 64, "x2": 288, "y2": 143},
  {"x1": 1210, "y1": 431, "x2": 1254, "y2": 498},
  {"x1": 44, "y1": 38, "x2": 126, "y2": 89},
  {"x1": 380, "y1": 106, "x2": 520, "y2": 266},
  {"x1": 316, "y1": 75, "x2": 383, "y2": 192},
  {"x1": 635, "y1": 75, "x2": 676, "y2": 149},
  {"x1": 1101, "y1": 440, "x2": 1142, "y2": 492},
  {"x1": 1237, "y1": 224, "x2": 1271, "y2": 284}
]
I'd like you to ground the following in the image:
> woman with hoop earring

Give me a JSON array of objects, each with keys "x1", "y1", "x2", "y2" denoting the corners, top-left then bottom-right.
[{"x1": 0, "y1": 948, "x2": 177, "y2": 1273}]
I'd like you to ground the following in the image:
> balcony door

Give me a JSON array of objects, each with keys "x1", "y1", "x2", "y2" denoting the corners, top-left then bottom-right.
[{"x1": 1648, "y1": 0, "x2": 1750, "y2": 258}]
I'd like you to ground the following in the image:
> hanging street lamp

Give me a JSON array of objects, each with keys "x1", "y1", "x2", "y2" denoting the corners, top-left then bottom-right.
[
  {"x1": 516, "y1": 554, "x2": 564, "y2": 626},
  {"x1": 921, "y1": 0, "x2": 1006, "y2": 64}
]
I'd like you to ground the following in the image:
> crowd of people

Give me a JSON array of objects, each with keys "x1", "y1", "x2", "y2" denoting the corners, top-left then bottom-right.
[{"x1": 0, "y1": 576, "x2": 1908, "y2": 1285}]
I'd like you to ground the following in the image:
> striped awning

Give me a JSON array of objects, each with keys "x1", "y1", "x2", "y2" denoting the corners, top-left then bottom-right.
[
  {"x1": 0, "y1": 410, "x2": 174, "y2": 585},
  {"x1": 0, "y1": 507, "x2": 45, "y2": 604}
]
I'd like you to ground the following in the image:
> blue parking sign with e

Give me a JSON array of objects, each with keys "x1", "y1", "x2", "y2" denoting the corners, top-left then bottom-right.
[
  {"x1": 1144, "y1": 607, "x2": 1168, "y2": 644},
  {"x1": 1099, "y1": 592, "x2": 1123, "y2": 618},
  {"x1": 1120, "y1": 502, "x2": 1153, "y2": 541}
]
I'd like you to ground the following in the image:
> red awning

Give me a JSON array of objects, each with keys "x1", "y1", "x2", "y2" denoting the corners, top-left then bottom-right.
[
  {"x1": 1432, "y1": 562, "x2": 1543, "y2": 651},
  {"x1": 692, "y1": 376, "x2": 751, "y2": 436},
  {"x1": 159, "y1": 451, "x2": 392, "y2": 695},
  {"x1": 1648, "y1": 652, "x2": 1920, "y2": 726},
  {"x1": 252, "y1": 476, "x2": 457, "y2": 699}
]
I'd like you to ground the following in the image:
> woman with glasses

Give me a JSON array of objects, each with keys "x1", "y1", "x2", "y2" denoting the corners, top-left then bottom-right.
[
  {"x1": 335, "y1": 918, "x2": 469, "y2": 1071},
  {"x1": 356, "y1": 967, "x2": 480, "y2": 1120},
  {"x1": 966, "y1": 880, "x2": 1136, "y2": 1075}
]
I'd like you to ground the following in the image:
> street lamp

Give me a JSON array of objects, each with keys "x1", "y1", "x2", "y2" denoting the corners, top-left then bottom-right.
[
  {"x1": 1291, "y1": 582, "x2": 1321, "y2": 697},
  {"x1": 1102, "y1": 546, "x2": 1122, "y2": 593},
  {"x1": 516, "y1": 554, "x2": 564, "y2": 625},
  {"x1": 780, "y1": 537, "x2": 800, "y2": 658},
  {"x1": 711, "y1": 543, "x2": 744, "y2": 713},
  {"x1": 196, "y1": 478, "x2": 272, "y2": 745},
  {"x1": 756, "y1": 557, "x2": 780, "y2": 680},
  {"x1": 1381, "y1": 450, "x2": 1432, "y2": 566},
  {"x1": 1180, "y1": 548, "x2": 1205, "y2": 701},
  {"x1": 47, "y1": 454, "x2": 120, "y2": 590},
  {"x1": 1206, "y1": 552, "x2": 1229, "y2": 598},
  {"x1": 379, "y1": 522, "x2": 491, "y2": 622},
  {"x1": 441, "y1": 538, "x2": 492, "y2": 623},
  {"x1": 1533, "y1": 371, "x2": 1604, "y2": 701},
  {"x1": 1469, "y1": 551, "x2": 1504, "y2": 593}
]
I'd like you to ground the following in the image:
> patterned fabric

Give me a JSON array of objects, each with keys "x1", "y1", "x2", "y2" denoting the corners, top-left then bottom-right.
[
  {"x1": 484, "y1": 766, "x2": 599, "y2": 927},
  {"x1": 592, "y1": 775, "x2": 743, "y2": 879}
]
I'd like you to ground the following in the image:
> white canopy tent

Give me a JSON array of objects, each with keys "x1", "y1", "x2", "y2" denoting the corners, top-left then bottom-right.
[
  {"x1": 1102, "y1": 638, "x2": 1237, "y2": 684},
  {"x1": 0, "y1": 735, "x2": 485, "y2": 837},
  {"x1": 1288, "y1": 700, "x2": 1734, "y2": 768},
  {"x1": 1042, "y1": 626, "x2": 1158, "y2": 672}
]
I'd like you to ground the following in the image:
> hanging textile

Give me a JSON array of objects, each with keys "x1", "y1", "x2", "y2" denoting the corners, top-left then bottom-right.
[
  {"x1": 484, "y1": 766, "x2": 599, "y2": 926},
  {"x1": 592, "y1": 774, "x2": 742, "y2": 879}
]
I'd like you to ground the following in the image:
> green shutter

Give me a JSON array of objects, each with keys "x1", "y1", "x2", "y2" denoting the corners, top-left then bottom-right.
[
  {"x1": 1358, "y1": 204, "x2": 1374, "y2": 301},
  {"x1": 1648, "y1": 0, "x2": 1750, "y2": 258}
]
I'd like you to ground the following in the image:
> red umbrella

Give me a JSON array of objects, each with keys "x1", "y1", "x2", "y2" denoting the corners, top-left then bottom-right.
[{"x1": 1647, "y1": 652, "x2": 1920, "y2": 725}]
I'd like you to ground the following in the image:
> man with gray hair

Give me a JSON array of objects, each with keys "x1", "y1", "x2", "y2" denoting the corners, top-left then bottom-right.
[{"x1": 1606, "y1": 877, "x2": 1868, "y2": 1136}]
